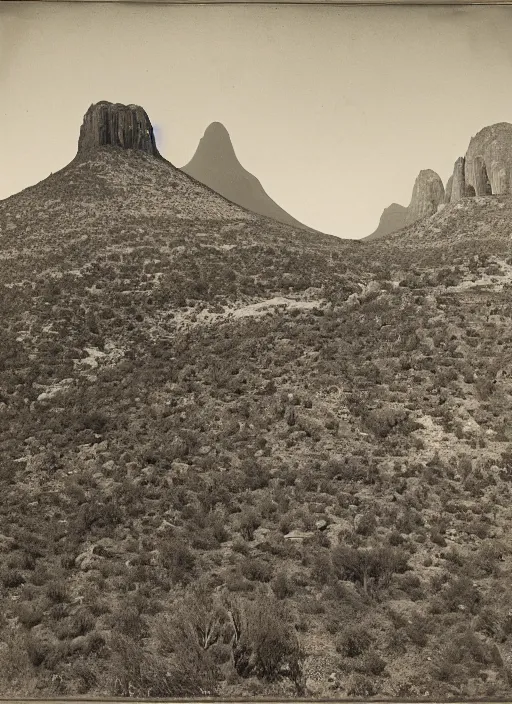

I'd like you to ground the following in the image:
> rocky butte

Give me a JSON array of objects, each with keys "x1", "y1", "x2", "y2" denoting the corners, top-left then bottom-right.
[
  {"x1": 77, "y1": 101, "x2": 162, "y2": 158},
  {"x1": 404, "y1": 169, "x2": 445, "y2": 226}
]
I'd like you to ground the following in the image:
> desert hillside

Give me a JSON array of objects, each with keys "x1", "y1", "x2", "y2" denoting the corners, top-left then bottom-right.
[{"x1": 1, "y1": 102, "x2": 512, "y2": 699}]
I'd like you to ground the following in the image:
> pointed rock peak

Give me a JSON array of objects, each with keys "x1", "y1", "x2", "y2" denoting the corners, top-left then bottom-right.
[
  {"x1": 405, "y1": 168, "x2": 444, "y2": 226},
  {"x1": 204, "y1": 121, "x2": 231, "y2": 139},
  {"x1": 197, "y1": 121, "x2": 237, "y2": 159},
  {"x1": 77, "y1": 101, "x2": 160, "y2": 157}
]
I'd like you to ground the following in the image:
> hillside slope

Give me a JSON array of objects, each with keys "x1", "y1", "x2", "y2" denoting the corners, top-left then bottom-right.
[{"x1": 2, "y1": 105, "x2": 512, "y2": 699}]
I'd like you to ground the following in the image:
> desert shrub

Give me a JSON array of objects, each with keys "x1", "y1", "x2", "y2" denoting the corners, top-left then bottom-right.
[
  {"x1": 231, "y1": 538, "x2": 250, "y2": 555},
  {"x1": 237, "y1": 509, "x2": 261, "y2": 541},
  {"x1": 16, "y1": 602, "x2": 44, "y2": 628},
  {"x1": 441, "y1": 576, "x2": 481, "y2": 614},
  {"x1": 474, "y1": 541, "x2": 505, "y2": 576},
  {"x1": 396, "y1": 572, "x2": 424, "y2": 600},
  {"x1": 388, "y1": 530, "x2": 405, "y2": 546},
  {"x1": 160, "y1": 536, "x2": 196, "y2": 585},
  {"x1": 432, "y1": 629, "x2": 495, "y2": 685},
  {"x1": 363, "y1": 405, "x2": 408, "y2": 438},
  {"x1": 226, "y1": 595, "x2": 305, "y2": 692},
  {"x1": 355, "y1": 512, "x2": 377, "y2": 536},
  {"x1": 331, "y1": 545, "x2": 409, "y2": 594},
  {"x1": 113, "y1": 605, "x2": 147, "y2": 639},
  {"x1": 311, "y1": 551, "x2": 333, "y2": 584},
  {"x1": 70, "y1": 609, "x2": 96, "y2": 637},
  {"x1": 347, "y1": 673, "x2": 378, "y2": 696},
  {"x1": 240, "y1": 558, "x2": 273, "y2": 583},
  {"x1": 158, "y1": 589, "x2": 227, "y2": 659},
  {"x1": 271, "y1": 571, "x2": 295, "y2": 599},
  {"x1": 45, "y1": 580, "x2": 69, "y2": 603},
  {"x1": 357, "y1": 650, "x2": 387, "y2": 676},
  {"x1": 24, "y1": 632, "x2": 63, "y2": 668},
  {"x1": 336, "y1": 624, "x2": 373, "y2": 657},
  {"x1": 399, "y1": 611, "x2": 431, "y2": 648},
  {"x1": 1, "y1": 569, "x2": 25, "y2": 588},
  {"x1": 431, "y1": 530, "x2": 447, "y2": 547},
  {"x1": 109, "y1": 632, "x2": 219, "y2": 697}
]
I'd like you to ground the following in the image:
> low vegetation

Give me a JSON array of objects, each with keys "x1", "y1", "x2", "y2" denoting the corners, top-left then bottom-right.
[{"x1": 1, "y1": 149, "x2": 512, "y2": 696}]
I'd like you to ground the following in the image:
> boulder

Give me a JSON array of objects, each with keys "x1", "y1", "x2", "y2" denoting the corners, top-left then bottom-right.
[{"x1": 284, "y1": 529, "x2": 314, "y2": 542}]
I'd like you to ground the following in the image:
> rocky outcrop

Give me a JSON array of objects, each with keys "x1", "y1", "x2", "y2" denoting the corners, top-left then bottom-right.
[
  {"x1": 464, "y1": 122, "x2": 512, "y2": 196},
  {"x1": 77, "y1": 101, "x2": 160, "y2": 157},
  {"x1": 367, "y1": 121, "x2": 512, "y2": 238},
  {"x1": 366, "y1": 203, "x2": 407, "y2": 240},
  {"x1": 444, "y1": 175, "x2": 453, "y2": 204},
  {"x1": 404, "y1": 169, "x2": 445, "y2": 226},
  {"x1": 450, "y1": 157, "x2": 466, "y2": 202},
  {"x1": 182, "y1": 122, "x2": 311, "y2": 230}
]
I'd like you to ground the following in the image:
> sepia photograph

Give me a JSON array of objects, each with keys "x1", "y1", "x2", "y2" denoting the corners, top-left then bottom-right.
[{"x1": 2, "y1": 0, "x2": 512, "y2": 699}]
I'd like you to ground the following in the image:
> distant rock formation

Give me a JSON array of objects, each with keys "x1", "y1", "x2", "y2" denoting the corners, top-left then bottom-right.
[
  {"x1": 366, "y1": 121, "x2": 512, "y2": 240},
  {"x1": 182, "y1": 122, "x2": 310, "y2": 230},
  {"x1": 464, "y1": 123, "x2": 512, "y2": 196},
  {"x1": 450, "y1": 157, "x2": 466, "y2": 202},
  {"x1": 405, "y1": 169, "x2": 445, "y2": 226},
  {"x1": 77, "y1": 101, "x2": 160, "y2": 158},
  {"x1": 444, "y1": 175, "x2": 453, "y2": 204},
  {"x1": 366, "y1": 203, "x2": 407, "y2": 240}
]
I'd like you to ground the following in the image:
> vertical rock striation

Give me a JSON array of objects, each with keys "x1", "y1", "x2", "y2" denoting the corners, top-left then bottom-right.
[
  {"x1": 405, "y1": 169, "x2": 445, "y2": 226},
  {"x1": 77, "y1": 101, "x2": 161, "y2": 158}
]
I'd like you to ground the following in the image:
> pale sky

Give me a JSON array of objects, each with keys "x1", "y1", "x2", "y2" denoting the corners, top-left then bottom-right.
[{"x1": 2, "y1": 2, "x2": 512, "y2": 238}]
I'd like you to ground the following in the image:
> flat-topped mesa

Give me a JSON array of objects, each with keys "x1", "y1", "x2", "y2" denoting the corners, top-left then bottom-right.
[
  {"x1": 464, "y1": 122, "x2": 512, "y2": 196},
  {"x1": 405, "y1": 169, "x2": 445, "y2": 226},
  {"x1": 77, "y1": 101, "x2": 160, "y2": 157}
]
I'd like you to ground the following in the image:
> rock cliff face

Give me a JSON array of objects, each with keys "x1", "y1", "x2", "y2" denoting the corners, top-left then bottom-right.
[
  {"x1": 464, "y1": 123, "x2": 512, "y2": 196},
  {"x1": 77, "y1": 101, "x2": 160, "y2": 158},
  {"x1": 404, "y1": 169, "x2": 445, "y2": 226},
  {"x1": 444, "y1": 175, "x2": 453, "y2": 204},
  {"x1": 366, "y1": 203, "x2": 407, "y2": 240},
  {"x1": 449, "y1": 157, "x2": 466, "y2": 202}
]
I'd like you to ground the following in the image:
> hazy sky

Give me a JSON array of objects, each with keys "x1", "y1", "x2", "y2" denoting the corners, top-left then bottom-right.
[{"x1": 2, "y1": 2, "x2": 512, "y2": 238}]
